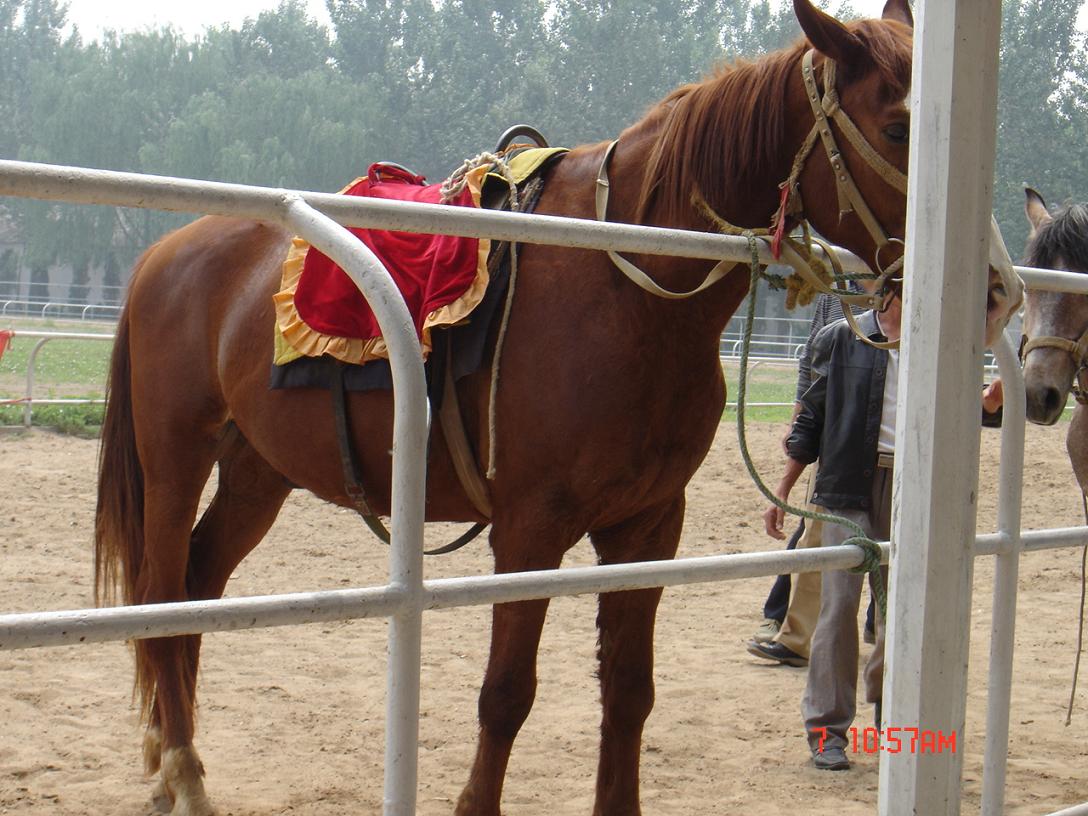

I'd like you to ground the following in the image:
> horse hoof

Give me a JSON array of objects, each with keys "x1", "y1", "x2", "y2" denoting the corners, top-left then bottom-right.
[
  {"x1": 150, "y1": 778, "x2": 173, "y2": 813},
  {"x1": 170, "y1": 798, "x2": 216, "y2": 816},
  {"x1": 161, "y1": 747, "x2": 216, "y2": 816}
]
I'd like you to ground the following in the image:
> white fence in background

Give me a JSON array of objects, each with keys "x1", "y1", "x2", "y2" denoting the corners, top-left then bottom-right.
[
  {"x1": 0, "y1": 330, "x2": 113, "y2": 426},
  {"x1": 0, "y1": 157, "x2": 1084, "y2": 816}
]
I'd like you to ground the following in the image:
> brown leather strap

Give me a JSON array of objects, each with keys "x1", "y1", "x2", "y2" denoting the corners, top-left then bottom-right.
[
  {"x1": 440, "y1": 341, "x2": 494, "y2": 518},
  {"x1": 330, "y1": 360, "x2": 392, "y2": 543},
  {"x1": 331, "y1": 359, "x2": 488, "y2": 553}
]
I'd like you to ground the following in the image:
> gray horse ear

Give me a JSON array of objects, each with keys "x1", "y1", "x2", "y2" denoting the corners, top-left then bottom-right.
[
  {"x1": 1024, "y1": 186, "x2": 1052, "y2": 233},
  {"x1": 882, "y1": 0, "x2": 913, "y2": 28},
  {"x1": 793, "y1": 0, "x2": 868, "y2": 66}
]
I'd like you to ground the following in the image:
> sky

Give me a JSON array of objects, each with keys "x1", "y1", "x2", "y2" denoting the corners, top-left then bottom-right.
[{"x1": 60, "y1": 0, "x2": 895, "y2": 41}]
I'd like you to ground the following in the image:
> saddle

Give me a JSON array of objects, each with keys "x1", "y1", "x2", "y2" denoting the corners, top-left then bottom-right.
[{"x1": 271, "y1": 127, "x2": 567, "y2": 552}]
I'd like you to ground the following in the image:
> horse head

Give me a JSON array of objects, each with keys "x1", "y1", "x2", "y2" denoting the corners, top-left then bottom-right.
[
  {"x1": 787, "y1": 0, "x2": 914, "y2": 278},
  {"x1": 634, "y1": 0, "x2": 913, "y2": 272},
  {"x1": 1021, "y1": 188, "x2": 1088, "y2": 424},
  {"x1": 793, "y1": 0, "x2": 1020, "y2": 350}
]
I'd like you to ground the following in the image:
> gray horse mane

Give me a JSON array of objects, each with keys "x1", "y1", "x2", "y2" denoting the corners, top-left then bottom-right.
[{"x1": 1025, "y1": 202, "x2": 1088, "y2": 273}]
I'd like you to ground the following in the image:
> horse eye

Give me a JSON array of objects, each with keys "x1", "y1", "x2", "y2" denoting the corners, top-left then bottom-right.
[{"x1": 883, "y1": 123, "x2": 909, "y2": 145}]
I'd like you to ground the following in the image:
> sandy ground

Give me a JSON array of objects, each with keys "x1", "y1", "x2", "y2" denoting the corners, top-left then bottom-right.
[{"x1": 1, "y1": 421, "x2": 1086, "y2": 815}]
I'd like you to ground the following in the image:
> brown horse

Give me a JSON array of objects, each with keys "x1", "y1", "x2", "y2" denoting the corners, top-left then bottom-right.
[
  {"x1": 1022, "y1": 188, "x2": 1088, "y2": 490},
  {"x1": 95, "y1": 2, "x2": 918, "y2": 814}
]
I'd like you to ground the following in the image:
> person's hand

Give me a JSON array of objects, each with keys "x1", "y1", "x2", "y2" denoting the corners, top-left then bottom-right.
[
  {"x1": 779, "y1": 425, "x2": 792, "y2": 456},
  {"x1": 983, "y1": 378, "x2": 1004, "y2": 414},
  {"x1": 763, "y1": 502, "x2": 787, "y2": 539}
]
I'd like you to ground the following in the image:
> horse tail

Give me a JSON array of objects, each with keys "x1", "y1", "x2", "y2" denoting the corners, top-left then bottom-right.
[{"x1": 94, "y1": 259, "x2": 154, "y2": 722}]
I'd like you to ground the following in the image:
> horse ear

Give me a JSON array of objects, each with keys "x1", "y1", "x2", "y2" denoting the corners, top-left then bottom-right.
[
  {"x1": 793, "y1": 0, "x2": 869, "y2": 66},
  {"x1": 882, "y1": 0, "x2": 914, "y2": 28},
  {"x1": 1024, "y1": 187, "x2": 1052, "y2": 232}
]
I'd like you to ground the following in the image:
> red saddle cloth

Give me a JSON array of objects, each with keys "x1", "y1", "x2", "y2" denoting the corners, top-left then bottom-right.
[{"x1": 275, "y1": 162, "x2": 489, "y2": 366}]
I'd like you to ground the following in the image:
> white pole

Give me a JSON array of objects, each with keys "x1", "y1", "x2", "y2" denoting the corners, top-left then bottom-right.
[
  {"x1": 981, "y1": 334, "x2": 1027, "y2": 816},
  {"x1": 1047, "y1": 804, "x2": 1088, "y2": 816},
  {"x1": 879, "y1": 0, "x2": 1003, "y2": 813},
  {"x1": 281, "y1": 197, "x2": 428, "y2": 816}
]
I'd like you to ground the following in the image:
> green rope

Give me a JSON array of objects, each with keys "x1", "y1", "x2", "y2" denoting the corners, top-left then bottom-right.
[{"x1": 734, "y1": 232, "x2": 888, "y2": 622}]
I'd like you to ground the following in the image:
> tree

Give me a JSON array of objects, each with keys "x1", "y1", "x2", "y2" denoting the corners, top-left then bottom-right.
[{"x1": 993, "y1": 0, "x2": 1088, "y2": 259}]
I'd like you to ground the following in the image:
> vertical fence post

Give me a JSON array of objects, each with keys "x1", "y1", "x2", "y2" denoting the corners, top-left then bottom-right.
[
  {"x1": 281, "y1": 196, "x2": 428, "y2": 816},
  {"x1": 879, "y1": 1, "x2": 1003, "y2": 813},
  {"x1": 981, "y1": 334, "x2": 1026, "y2": 815}
]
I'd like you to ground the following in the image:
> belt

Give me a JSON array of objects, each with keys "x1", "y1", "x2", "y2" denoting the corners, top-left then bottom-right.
[{"x1": 877, "y1": 452, "x2": 895, "y2": 469}]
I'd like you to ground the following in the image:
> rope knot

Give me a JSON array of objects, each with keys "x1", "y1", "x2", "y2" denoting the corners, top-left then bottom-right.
[{"x1": 844, "y1": 536, "x2": 884, "y2": 575}]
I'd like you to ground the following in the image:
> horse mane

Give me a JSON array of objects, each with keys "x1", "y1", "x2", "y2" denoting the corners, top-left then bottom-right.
[
  {"x1": 1025, "y1": 202, "x2": 1088, "y2": 273},
  {"x1": 636, "y1": 19, "x2": 912, "y2": 226}
]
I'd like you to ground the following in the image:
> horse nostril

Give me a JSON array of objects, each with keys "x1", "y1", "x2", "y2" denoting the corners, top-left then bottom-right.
[{"x1": 1043, "y1": 387, "x2": 1065, "y2": 418}]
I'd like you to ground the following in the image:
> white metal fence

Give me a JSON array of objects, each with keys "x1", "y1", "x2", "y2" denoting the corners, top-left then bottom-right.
[{"x1": 0, "y1": 158, "x2": 1084, "y2": 816}]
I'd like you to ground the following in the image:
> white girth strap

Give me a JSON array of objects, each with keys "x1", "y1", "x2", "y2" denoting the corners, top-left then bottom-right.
[{"x1": 595, "y1": 140, "x2": 734, "y2": 299}]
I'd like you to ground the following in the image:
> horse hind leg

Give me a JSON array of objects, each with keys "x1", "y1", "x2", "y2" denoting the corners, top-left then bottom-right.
[
  {"x1": 588, "y1": 497, "x2": 684, "y2": 816},
  {"x1": 142, "y1": 432, "x2": 291, "y2": 816}
]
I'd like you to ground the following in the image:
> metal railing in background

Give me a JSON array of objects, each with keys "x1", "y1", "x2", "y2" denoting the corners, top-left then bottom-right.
[{"x1": 0, "y1": 330, "x2": 115, "y2": 426}]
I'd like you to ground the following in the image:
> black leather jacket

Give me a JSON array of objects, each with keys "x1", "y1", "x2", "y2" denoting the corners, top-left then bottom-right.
[{"x1": 786, "y1": 311, "x2": 889, "y2": 511}]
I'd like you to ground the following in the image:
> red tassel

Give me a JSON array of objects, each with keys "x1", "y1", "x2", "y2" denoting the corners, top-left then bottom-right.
[{"x1": 771, "y1": 185, "x2": 791, "y2": 260}]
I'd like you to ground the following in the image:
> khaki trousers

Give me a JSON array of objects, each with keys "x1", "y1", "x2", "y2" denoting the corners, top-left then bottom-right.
[
  {"x1": 773, "y1": 472, "x2": 822, "y2": 659},
  {"x1": 773, "y1": 512, "x2": 822, "y2": 659}
]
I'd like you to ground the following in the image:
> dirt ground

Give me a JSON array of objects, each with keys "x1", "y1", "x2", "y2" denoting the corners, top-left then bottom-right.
[{"x1": 1, "y1": 421, "x2": 1086, "y2": 815}]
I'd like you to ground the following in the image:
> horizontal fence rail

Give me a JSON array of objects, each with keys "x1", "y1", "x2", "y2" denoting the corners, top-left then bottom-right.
[{"x1": 0, "y1": 159, "x2": 874, "y2": 275}]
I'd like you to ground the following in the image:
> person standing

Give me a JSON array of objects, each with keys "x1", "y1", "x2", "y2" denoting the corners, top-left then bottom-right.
[
  {"x1": 749, "y1": 284, "x2": 873, "y2": 663},
  {"x1": 763, "y1": 295, "x2": 902, "y2": 770}
]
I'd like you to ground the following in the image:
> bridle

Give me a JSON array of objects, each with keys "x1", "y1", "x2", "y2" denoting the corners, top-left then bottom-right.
[
  {"x1": 1020, "y1": 326, "x2": 1088, "y2": 405},
  {"x1": 595, "y1": 48, "x2": 909, "y2": 312},
  {"x1": 781, "y1": 50, "x2": 908, "y2": 294}
]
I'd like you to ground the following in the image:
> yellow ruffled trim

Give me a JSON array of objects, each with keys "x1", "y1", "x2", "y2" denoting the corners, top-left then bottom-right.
[{"x1": 273, "y1": 165, "x2": 491, "y2": 366}]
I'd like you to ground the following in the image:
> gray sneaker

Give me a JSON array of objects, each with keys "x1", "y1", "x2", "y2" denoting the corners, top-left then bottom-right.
[
  {"x1": 812, "y1": 746, "x2": 851, "y2": 770},
  {"x1": 752, "y1": 618, "x2": 781, "y2": 643}
]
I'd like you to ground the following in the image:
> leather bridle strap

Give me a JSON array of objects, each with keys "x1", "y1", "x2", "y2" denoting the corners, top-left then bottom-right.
[
  {"x1": 1021, "y1": 332, "x2": 1088, "y2": 363},
  {"x1": 594, "y1": 49, "x2": 909, "y2": 305},
  {"x1": 797, "y1": 49, "x2": 906, "y2": 281},
  {"x1": 595, "y1": 139, "x2": 734, "y2": 299}
]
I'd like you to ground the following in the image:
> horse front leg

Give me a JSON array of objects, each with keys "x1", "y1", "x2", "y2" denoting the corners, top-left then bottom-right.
[
  {"x1": 456, "y1": 520, "x2": 574, "y2": 816},
  {"x1": 589, "y1": 496, "x2": 684, "y2": 816}
]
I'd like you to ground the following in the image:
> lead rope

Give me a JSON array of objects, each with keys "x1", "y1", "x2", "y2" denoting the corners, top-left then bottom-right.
[
  {"x1": 734, "y1": 232, "x2": 888, "y2": 622},
  {"x1": 1067, "y1": 492, "x2": 1088, "y2": 725}
]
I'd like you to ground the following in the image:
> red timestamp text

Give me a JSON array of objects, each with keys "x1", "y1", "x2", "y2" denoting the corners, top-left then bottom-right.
[
  {"x1": 850, "y1": 726, "x2": 956, "y2": 754},
  {"x1": 809, "y1": 727, "x2": 957, "y2": 754}
]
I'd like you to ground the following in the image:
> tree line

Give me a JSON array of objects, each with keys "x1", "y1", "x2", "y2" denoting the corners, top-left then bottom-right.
[{"x1": 0, "y1": 0, "x2": 1085, "y2": 312}]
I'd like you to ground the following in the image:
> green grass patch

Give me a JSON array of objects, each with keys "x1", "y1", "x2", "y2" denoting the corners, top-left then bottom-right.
[
  {"x1": 721, "y1": 359, "x2": 797, "y2": 424},
  {"x1": 0, "y1": 402, "x2": 104, "y2": 437}
]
